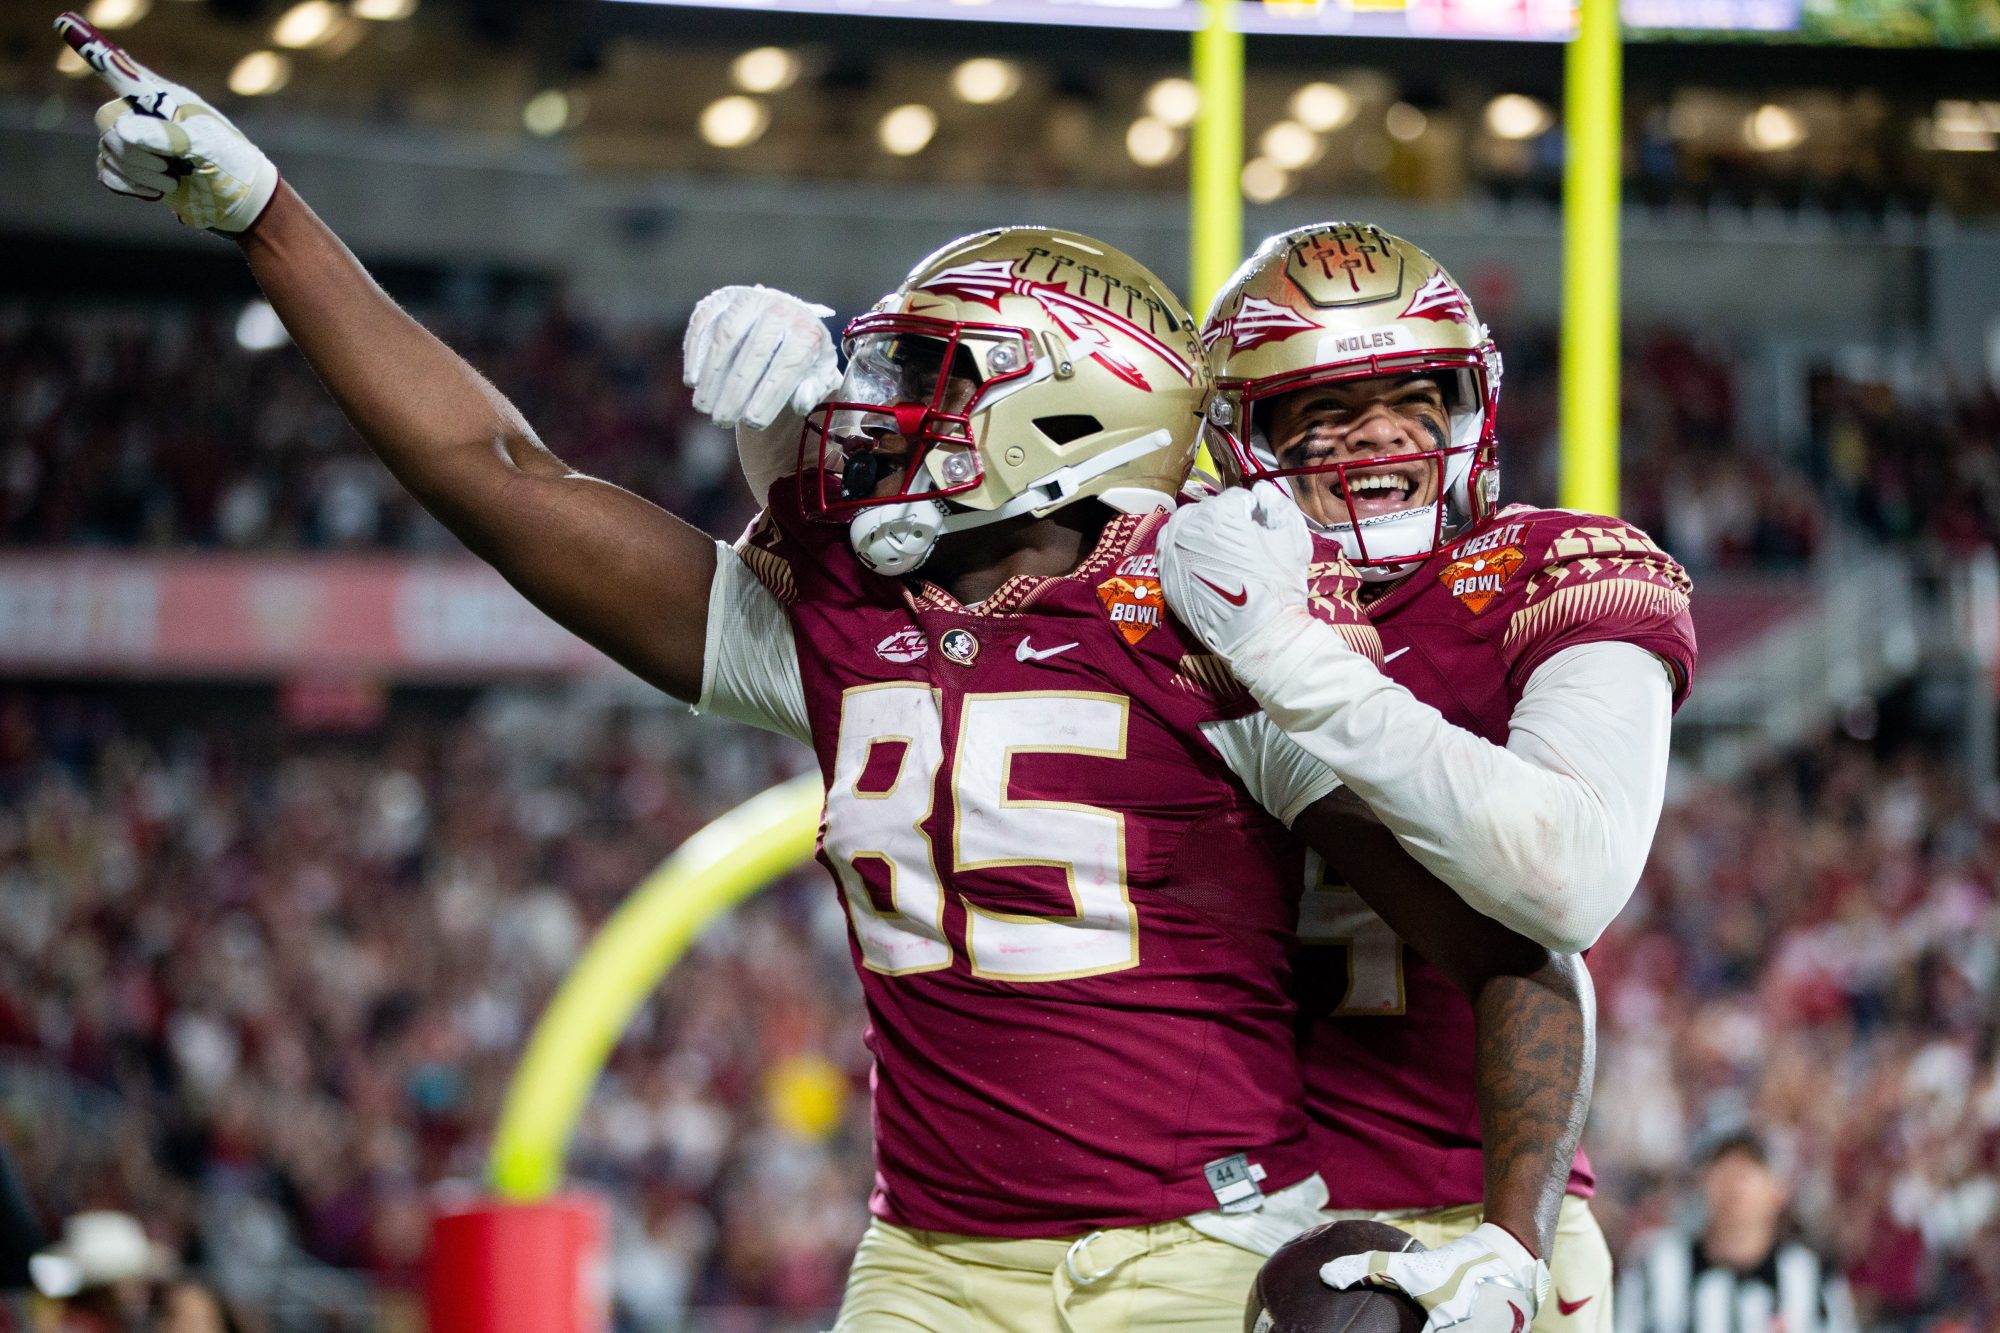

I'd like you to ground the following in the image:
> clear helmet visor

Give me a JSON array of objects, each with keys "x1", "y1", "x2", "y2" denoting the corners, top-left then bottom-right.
[
  {"x1": 838, "y1": 329, "x2": 982, "y2": 415},
  {"x1": 801, "y1": 315, "x2": 1036, "y2": 517}
]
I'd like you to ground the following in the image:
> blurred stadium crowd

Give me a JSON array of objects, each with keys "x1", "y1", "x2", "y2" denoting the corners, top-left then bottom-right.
[
  {"x1": 0, "y1": 306, "x2": 748, "y2": 559},
  {"x1": 3, "y1": 687, "x2": 1997, "y2": 1329},
  {"x1": 3, "y1": 299, "x2": 1999, "y2": 1331},
  {"x1": 6, "y1": 302, "x2": 1996, "y2": 570},
  {"x1": 0, "y1": 691, "x2": 845, "y2": 1329}
]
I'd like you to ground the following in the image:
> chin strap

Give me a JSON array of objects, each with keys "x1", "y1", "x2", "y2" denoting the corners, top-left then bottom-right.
[
  {"x1": 849, "y1": 429, "x2": 1178, "y2": 576},
  {"x1": 934, "y1": 429, "x2": 1176, "y2": 538}
]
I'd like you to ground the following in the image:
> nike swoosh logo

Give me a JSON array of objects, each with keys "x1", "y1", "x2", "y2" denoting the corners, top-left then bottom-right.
[
  {"x1": 1558, "y1": 1294, "x2": 1593, "y2": 1316},
  {"x1": 1016, "y1": 638, "x2": 1079, "y2": 663},
  {"x1": 1383, "y1": 646, "x2": 1411, "y2": 664},
  {"x1": 1193, "y1": 574, "x2": 1248, "y2": 607}
]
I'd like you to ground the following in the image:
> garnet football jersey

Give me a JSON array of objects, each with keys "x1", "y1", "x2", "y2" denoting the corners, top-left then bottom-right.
[
  {"x1": 1300, "y1": 506, "x2": 1697, "y2": 1210},
  {"x1": 718, "y1": 476, "x2": 1384, "y2": 1237}
]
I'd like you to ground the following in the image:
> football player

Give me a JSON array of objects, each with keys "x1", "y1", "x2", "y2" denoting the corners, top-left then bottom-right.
[
  {"x1": 66, "y1": 23, "x2": 1588, "y2": 1330},
  {"x1": 686, "y1": 232, "x2": 1589, "y2": 1332},
  {"x1": 1157, "y1": 223, "x2": 1699, "y2": 1333}
]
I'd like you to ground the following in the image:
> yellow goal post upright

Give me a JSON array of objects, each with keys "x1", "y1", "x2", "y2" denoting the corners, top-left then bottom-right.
[
  {"x1": 1190, "y1": 0, "x2": 1246, "y2": 318},
  {"x1": 1561, "y1": 0, "x2": 1624, "y2": 516},
  {"x1": 1186, "y1": 0, "x2": 1623, "y2": 514},
  {"x1": 487, "y1": 771, "x2": 824, "y2": 1201}
]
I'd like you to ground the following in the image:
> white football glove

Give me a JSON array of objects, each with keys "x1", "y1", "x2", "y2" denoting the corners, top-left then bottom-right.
[
  {"x1": 1320, "y1": 1224, "x2": 1550, "y2": 1333},
  {"x1": 683, "y1": 285, "x2": 842, "y2": 431},
  {"x1": 1157, "y1": 482, "x2": 1315, "y2": 666},
  {"x1": 58, "y1": 13, "x2": 279, "y2": 235}
]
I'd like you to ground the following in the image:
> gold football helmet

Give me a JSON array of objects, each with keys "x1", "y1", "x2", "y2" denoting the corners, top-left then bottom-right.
[
  {"x1": 1201, "y1": 222, "x2": 1501, "y2": 578},
  {"x1": 800, "y1": 226, "x2": 1211, "y2": 575}
]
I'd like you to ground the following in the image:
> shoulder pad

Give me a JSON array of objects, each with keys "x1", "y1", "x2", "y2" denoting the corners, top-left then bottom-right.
[
  {"x1": 733, "y1": 509, "x2": 798, "y2": 606},
  {"x1": 1503, "y1": 514, "x2": 1690, "y2": 655}
]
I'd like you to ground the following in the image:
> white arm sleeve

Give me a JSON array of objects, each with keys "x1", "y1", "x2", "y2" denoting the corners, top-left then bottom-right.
[
  {"x1": 697, "y1": 541, "x2": 812, "y2": 747},
  {"x1": 1237, "y1": 626, "x2": 1672, "y2": 952},
  {"x1": 1202, "y1": 712, "x2": 1343, "y2": 828},
  {"x1": 737, "y1": 413, "x2": 808, "y2": 508}
]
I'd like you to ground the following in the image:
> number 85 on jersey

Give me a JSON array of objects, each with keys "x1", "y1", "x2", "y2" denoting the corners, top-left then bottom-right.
[{"x1": 825, "y1": 682, "x2": 1139, "y2": 983}]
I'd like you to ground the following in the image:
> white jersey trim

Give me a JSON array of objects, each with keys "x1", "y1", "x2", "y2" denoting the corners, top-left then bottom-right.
[{"x1": 697, "y1": 541, "x2": 812, "y2": 747}]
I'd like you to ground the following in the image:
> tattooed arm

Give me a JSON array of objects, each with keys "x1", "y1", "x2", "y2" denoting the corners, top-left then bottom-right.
[
  {"x1": 1295, "y1": 794, "x2": 1594, "y2": 1256},
  {"x1": 1473, "y1": 955, "x2": 1594, "y2": 1253}
]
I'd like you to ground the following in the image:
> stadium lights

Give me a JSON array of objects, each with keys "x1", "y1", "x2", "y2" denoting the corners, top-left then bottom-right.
[
  {"x1": 235, "y1": 301, "x2": 291, "y2": 352},
  {"x1": 56, "y1": 45, "x2": 91, "y2": 77},
  {"x1": 350, "y1": 0, "x2": 418, "y2": 19},
  {"x1": 273, "y1": 1, "x2": 342, "y2": 48},
  {"x1": 523, "y1": 89, "x2": 571, "y2": 137},
  {"x1": 1485, "y1": 94, "x2": 1552, "y2": 140},
  {"x1": 1743, "y1": 103, "x2": 1805, "y2": 152},
  {"x1": 1290, "y1": 82, "x2": 1355, "y2": 134},
  {"x1": 228, "y1": 51, "x2": 292, "y2": 96},
  {"x1": 879, "y1": 103, "x2": 938, "y2": 156},
  {"x1": 1927, "y1": 100, "x2": 1998, "y2": 152},
  {"x1": 84, "y1": 0, "x2": 150, "y2": 29},
  {"x1": 1242, "y1": 157, "x2": 1292, "y2": 203},
  {"x1": 700, "y1": 95, "x2": 768, "y2": 148},
  {"x1": 1260, "y1": 120, "x2": 1321, "y2": 170},
  {"x1": 1385, "y1": 101, "x2": 1428, "y2": 143},
  {"x1": 1125, "y1": 116, "x2": 1181, "y2": 167},
  {"x1": 952, "y1": 58, "x2": 1022, "y2": 106},
  {"x1": 732, "y1": 47, "x2": 799, "y2": 94},
  {"x1": 313, "y1": 16, "x2": 370, "y2": 59},
  {"x1": 1144, "y1": 78, "x2": 1199, "y2": 129}
]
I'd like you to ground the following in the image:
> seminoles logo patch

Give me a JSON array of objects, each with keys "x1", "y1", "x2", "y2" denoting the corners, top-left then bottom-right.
[
  {"x1": 939, "y1": 628, "x2": 980, "y2": 666},
  {"x1": 1399, "y1": 270, "x2": 1474, "y2": 324},
  {"x1": 1200, "y1": 296, "x2": 1318, "y2": 353},
  {"x1": 1438, "y1": 545, "x2": 1523, "y2": 614},
  {"x1": 875, "y1": 628, "x2": 928, "y2": 664},
  {"x1": 916, "y1": 260, "x2": 1197, "y2": 391},
  {"x1": 1096, "y1": 571, "x2": 1165, "y2": 645}
]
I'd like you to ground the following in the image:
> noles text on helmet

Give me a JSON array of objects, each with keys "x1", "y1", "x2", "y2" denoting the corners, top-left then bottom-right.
[{"x1": 1200, "y1": 222, "x2": 1502, "y2": 582}]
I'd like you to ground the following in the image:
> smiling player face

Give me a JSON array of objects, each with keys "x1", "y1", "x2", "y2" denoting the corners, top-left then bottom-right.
[{"x1": 1264, "y1": 374, "x2": 1449, "y2": 528}]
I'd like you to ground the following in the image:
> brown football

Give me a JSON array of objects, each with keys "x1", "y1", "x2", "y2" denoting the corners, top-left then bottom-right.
[{"x1": 1244, "y1": 1219, "x2": 1429, "y2": 1333}]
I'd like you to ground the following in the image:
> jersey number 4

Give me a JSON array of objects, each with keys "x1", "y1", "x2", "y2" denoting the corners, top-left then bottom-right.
[
  {"x1": 1300, "y1": 866, "x2": 1407, "y2": 1016},
  {"x1": 827, "y1": 683, "x2": 1138, "y2": 983}
]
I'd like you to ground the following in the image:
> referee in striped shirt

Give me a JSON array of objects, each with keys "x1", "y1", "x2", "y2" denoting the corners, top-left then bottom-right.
[{"x1": 1616, "y1": 1131, "x2": 1858, "y2": 1333}]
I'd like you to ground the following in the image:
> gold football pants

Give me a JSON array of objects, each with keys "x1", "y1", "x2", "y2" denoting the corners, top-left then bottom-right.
[{"x1": 833, "y1": 1215, "x2": 1268, "y2": 1332}]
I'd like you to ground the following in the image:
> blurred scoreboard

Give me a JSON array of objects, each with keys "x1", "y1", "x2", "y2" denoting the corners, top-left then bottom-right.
[
  {"x1": 606, "y1": 0, "x2": 1999, "y2": 42},
  {"x1": 605, "y1": 0, "x2": 1582, "y2": 41}
]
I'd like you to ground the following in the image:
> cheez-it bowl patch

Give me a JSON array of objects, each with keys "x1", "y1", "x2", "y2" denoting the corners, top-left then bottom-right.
[
  {"x1": 1438, "y1": 544, "x2": 1523, "y2": 614},
  {"x1": 1096, "y1": 574, "x2": 1165, "y2": 645}
]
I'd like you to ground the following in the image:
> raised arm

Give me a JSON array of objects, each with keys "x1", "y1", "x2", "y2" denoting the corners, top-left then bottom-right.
[
  {"x1": 237, "y1": 188, "x2": 719, "y2": 697},
  {"x1": 61, "y1": 14, "x2": 719, "y2": 700}
]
